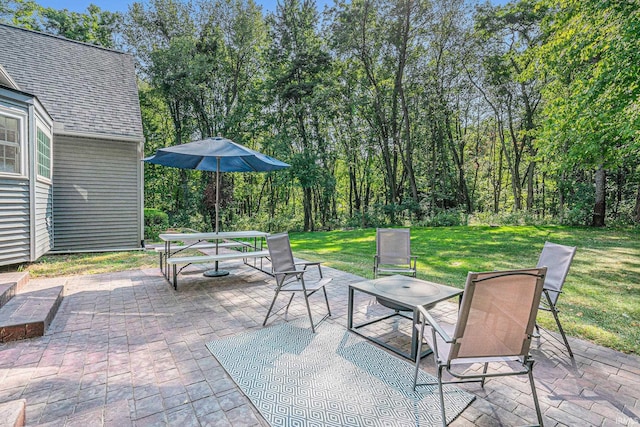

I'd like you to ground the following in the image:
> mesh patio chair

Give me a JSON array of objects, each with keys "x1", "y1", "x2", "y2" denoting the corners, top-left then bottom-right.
[
  {"x1": 413, "y1": 268, "x2": 547, "y2": 427},
  {"x1": 373, "y1": 228, "x2": 418, "y2": 313},
  {"x1": 263, "y1": 232, "x2": 332, "y2": 333},
  {"x1": 373, "y1": 228, "x2": 417, "y2": 279},
  {"x1": 535, "y1": 241, "x2": 577, "y2": 357}
]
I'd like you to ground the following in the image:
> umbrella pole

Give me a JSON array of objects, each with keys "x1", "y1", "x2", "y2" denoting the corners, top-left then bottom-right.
[{"x1": 204, "y1": 157, "x2": 229, "y2": 277}]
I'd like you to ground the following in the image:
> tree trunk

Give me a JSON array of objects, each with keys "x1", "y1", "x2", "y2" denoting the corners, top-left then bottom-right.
[
  {"x1": 592, "y1": 165, "x2": 606, "y2": 227},
  {"x1": 526, "y1": 161, "x2": 535, "y2": 211},
  {"x1": 303, "y1": 187, "x2": 314, "y2": 231},
  {"x1": 634, "y1": 182, "x2": 640, "y2": 223},
  {"x1": 445, "y1": 115, "x2": 471, "y2": 212},
  {"x1": 559, "y1": 170, "x2": 565, "y2": 220},
  {"x1": 541, "y1": 172, "x2": 546, "y2": 217}
]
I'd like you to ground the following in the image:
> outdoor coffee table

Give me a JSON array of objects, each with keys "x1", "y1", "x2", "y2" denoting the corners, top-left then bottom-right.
[{"x1": 347, "y1": 275, "x2": 463, "y2": 361}]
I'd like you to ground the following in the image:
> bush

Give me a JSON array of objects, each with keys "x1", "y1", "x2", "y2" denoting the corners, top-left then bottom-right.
[
  {"x1": 561, "y1": 205, "x2": 592, "y2": 226},
  {"x1": 416, "y1": 209, "x2": 468, "y2": 227},
  {"x1": 560, "y1": 181, "x2": 595, "y2": 226},
  {"x1": 469, "y1": 211, "x2": 555, "y2": 226},
  {"x1": 230, "y1": 211, "x2": 305, "y2": 233},
  {"x1": 144, "y1": 208, "x2": 169, "y2": 242}
]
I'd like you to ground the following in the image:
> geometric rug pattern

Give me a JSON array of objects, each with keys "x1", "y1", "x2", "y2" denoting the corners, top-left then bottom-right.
[{"x1": 207, "y1": 321, "x2": 475, "y2": 426}]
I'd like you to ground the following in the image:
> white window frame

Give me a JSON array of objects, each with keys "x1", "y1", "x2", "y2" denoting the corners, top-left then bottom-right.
[
  {"x1": 36, "y1": 118, "x2": 52, "y2": 183},
  {"x1": 0, "y1": 106, "x2": 27, "y2": 178}
]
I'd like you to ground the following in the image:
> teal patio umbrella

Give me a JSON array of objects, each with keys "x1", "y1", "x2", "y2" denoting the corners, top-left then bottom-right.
[{"x1": 144, "y1": 136, "x2": 290, "y2": 276}]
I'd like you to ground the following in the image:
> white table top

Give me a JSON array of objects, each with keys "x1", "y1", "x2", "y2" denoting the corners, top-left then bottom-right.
[{"x1": 159, "y1": 230, "x2": 269, "y2": 242}]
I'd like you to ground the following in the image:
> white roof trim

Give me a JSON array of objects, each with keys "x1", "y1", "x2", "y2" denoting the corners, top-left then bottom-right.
[{"x1": 0, "y1": 65, "x2": 21, "y2": 90}]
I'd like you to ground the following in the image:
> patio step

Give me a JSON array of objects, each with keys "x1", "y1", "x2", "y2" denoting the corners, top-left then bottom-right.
[
  {"x1": 0, "y1": 399, "x2": 25, "y2": 427},
  {"x1": 0, "y1": 271, "x2": 30, "y2": 309},
  {"x1": 0, "y1": 277, "x2": 65, "y2": 343}
]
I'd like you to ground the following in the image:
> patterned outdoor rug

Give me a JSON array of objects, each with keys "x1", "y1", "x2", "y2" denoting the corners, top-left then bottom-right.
[{"x1": 206, "y1": 321, "x2": 475, "y2": 426}]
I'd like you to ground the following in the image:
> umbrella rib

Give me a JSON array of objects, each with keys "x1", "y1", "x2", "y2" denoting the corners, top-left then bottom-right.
[{"x1": 237, "y1": 156, "x2": 259, "y2": 172}]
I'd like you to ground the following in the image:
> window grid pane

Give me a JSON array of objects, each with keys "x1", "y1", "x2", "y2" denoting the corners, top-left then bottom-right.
[
  {"x1": 37, "y1": 128, "x2": 51, "y2": 179},
  {"x1": 0, "y1": 115, "x2": 20, "y2": 174}
]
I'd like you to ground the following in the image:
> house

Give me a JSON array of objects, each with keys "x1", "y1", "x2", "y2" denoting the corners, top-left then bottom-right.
[{"x1": 0, "y1": 24, "x2": 144, "y2": 266}]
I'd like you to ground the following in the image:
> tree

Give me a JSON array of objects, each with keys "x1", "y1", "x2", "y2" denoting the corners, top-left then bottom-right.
[
  {"x1": 2, "y1": 0, "x2": 41, "y2": 29},
  {"x1": 536, "y1": 0, "x2": 640, "y2": 226},
  {"x1": 266, "y1": 0, "x2": 336, "y2": 231},
  {"x1": 2, "y1": 0, "x2": 121, "y2": 47},
  {"x1": 194, "y1": 0, "x2": 269, "y2": 229},
  {"x1": 331, "y1": 0, "x2": 436, "y2": 222},
  {"x1": 124, "y1": 0, "x2": 199, "y2": 218},
  {"x1": 40, "y1": 4, "x2": 121, "y2": 47},
  {"x1": 472, "y1": 0, "x2": 546, "y2": 213},
  {"x1": 417, "y1": 0, "x2": 476, "y2": 214}
]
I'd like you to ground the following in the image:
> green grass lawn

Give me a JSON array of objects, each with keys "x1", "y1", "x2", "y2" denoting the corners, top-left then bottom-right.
[
  {"x1": 17, "y1": 225, "x2": 639, "y2": 354},
  {"x1": 20, "y1": 251, "x2": 159, "y2": 277},
  {"x1": 289, "y1": 226, "x2": 640, "y2": 355}
]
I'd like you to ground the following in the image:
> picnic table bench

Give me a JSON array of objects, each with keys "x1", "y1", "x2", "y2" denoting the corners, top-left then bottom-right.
[
  {"x1": 155, "y1": 241, "x2": 253, "y2": 272},
  {"x1": 159, "y1": 230, "x2": 271, "y2": 289},
  {"x1": 167, "y1": 250, "x2": 270, "y2": 289}
]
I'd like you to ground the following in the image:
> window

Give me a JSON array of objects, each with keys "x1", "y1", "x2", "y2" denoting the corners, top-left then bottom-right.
[
  {"x1": 37, "y1": 127, "x2": 51, "y2": 179},
  {"x1": 0, "y1": 114, "x2": 20, "y2": 174}
]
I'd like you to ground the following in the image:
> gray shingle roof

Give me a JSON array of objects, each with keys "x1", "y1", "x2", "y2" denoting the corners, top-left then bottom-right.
[{"x1": 0, "y1": 24, "x2": 143, "y2": 140}]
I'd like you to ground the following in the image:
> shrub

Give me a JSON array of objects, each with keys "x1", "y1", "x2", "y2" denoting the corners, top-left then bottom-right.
[
  {"x1": 560, "y1": 181, "x2": 595, "y2": 226},
  {"x1": 416, "y1": 209, "x2": 468, "y2": 227},
  {"x1": 469, "y1": 211, "x2": 554, "y2": 226},
  {"x1": 230, "y1": 211, "x2": 305, "y2": 233},
  {"x1": 144, "y1": 208, "x2": 169, "y2": 242},
  {"x1": 561, "y1": 205, "x2": 592, "y2": 226}
]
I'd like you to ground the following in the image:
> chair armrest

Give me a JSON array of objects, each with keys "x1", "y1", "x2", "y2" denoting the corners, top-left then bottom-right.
[
  {"x1": 295, "y1": 261, "x2": 321, "y2": 270},
  {"x1": 273, "y1": 269, "x2": 305, "y2": 276},
  {"x1": 295, "y1": 261, "x2": 324, "y2": 277},
  {"x1": 416, "y1": 305, "x2": 453, "y2": 343}
]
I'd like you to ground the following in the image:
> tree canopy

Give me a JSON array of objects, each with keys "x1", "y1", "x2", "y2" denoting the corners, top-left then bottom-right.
[{"x1": 2, "y1": 0, "x2": 639, "y2": 231}]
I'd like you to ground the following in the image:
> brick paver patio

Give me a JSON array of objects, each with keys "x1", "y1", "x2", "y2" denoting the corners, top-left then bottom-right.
[{"x1": 0, "y1": 260, "x2": 638, "y2": 426}]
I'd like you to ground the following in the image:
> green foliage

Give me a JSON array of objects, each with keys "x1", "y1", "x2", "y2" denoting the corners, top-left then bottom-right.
[
  {"x1": 4, "y1": 0, "x2": 639, "y2": 232},
  {"x1": 144, "y1": 208, "x2": 168, "y2": 241},
  {"x1": 231, "y1": 210, "x2": 304, "y2": 234},
  {"x1": 124, "y1": 0, "x2": 638, "y2": 233},
  {"x1": 2, "y1": 0, "x2": 120, "y2": 47},
  {"x1": 263, "y1": 0, "x2": 338, "y2": 231},
  {"x1": 168, "y1": 210, "x2": 209, "y2": 233},
  {"x1": 40, "y1": 4, "x2": 121, "y2": 47},
  {"x1": 560, "y1": 181, "x2": 595, "y2": 226},
  {"x1": 416, "y1": 209, "x2": 468, "y2": 227},
  {"x1": 535, "y1": 0, "x2": 640, "y2": 226},
  {"x1": 340, "y1": 210, "x2": 379, "y2": 229}
]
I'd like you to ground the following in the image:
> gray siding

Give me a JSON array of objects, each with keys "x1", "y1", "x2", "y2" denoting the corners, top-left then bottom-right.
[
  {"x1": 34, "y1": 180, "x2": 53, "y2": 258},
  {"x1": 0, "y1": 179, "x2": 30, "y2": 264},
  {"x1": 52, "y1": 136, "x2": 141, "y2": 251}
]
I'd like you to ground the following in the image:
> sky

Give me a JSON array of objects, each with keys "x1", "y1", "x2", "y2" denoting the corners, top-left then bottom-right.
[
  {"x1": 37, "y1": 0, "x2": 328, "y2": 14},
  {"x1": 37, "y1": 0, "x2": 507, "y2": 15}
]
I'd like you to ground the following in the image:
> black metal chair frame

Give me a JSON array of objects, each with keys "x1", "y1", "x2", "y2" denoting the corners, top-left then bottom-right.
[
  {"x1": 413, "y1": 269, "x2": 547, "y2": 427},
  {"x1": 263, "y1": 233, "x2": 331, "y2": 333},
  {"x1": 534, "y1": 241, "x2": 577, "y2": 358}
]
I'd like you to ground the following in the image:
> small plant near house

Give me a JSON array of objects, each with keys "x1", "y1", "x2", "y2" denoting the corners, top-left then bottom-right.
[{"x1": 144, "y1": 208, "x2": 169, "y2": 241}]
